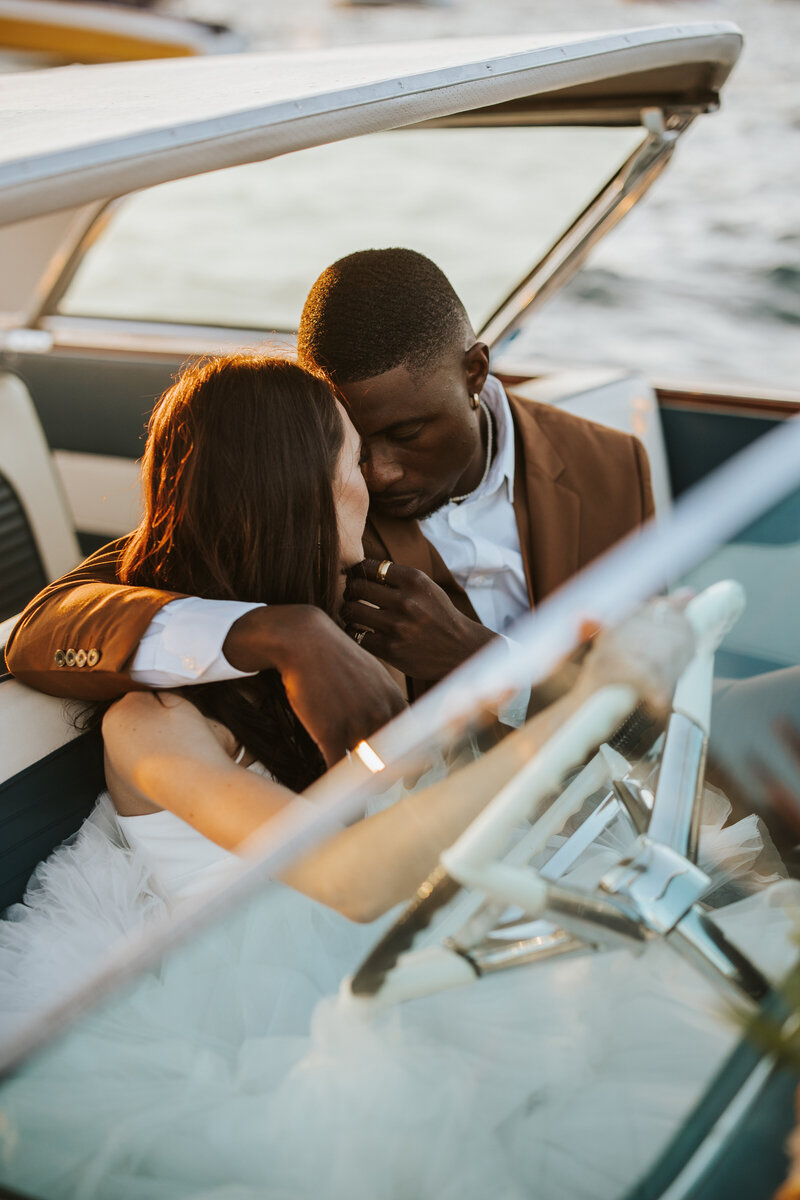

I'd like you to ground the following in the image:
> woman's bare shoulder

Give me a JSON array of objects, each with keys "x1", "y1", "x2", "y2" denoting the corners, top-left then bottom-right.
[
  {"x1": 104, "y1": 689, "x2": 189, "y2": 724},
  {"x1": 102, "y1": 690, "x2": 209, "y2": 744},
  {"x1": 102, "y1": 691, "x2": 238, "y2": 763}
]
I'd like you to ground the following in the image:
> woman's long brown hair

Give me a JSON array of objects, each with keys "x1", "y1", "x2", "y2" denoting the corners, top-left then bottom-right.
[{"x1": 118, "y1": 354, "x2": 345, "y2": 791}]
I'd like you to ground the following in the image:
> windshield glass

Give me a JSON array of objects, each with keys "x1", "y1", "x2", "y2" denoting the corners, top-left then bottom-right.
[
  {"x1": 506, "y1": 165, "x2": 800, "y2": 396},
  {"x1": 55, "y1": 125, "x2": 645, "y2": 333},
  {"x1": 0, "y1": 422, "x2": 798, "y2": 1200}
]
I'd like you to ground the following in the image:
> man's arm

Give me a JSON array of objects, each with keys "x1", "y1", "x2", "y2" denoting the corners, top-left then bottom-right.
[
  {"x1": 5, "y1": 540, "x2": 407, "y2": 763},
  {"x1": 5, "y1": 539, "x2": 182, "y2": 699}
]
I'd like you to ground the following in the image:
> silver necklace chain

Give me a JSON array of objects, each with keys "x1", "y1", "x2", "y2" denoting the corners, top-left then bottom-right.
[{"x1": 451, "y1": 399, "x2": 494, "y2": 504}]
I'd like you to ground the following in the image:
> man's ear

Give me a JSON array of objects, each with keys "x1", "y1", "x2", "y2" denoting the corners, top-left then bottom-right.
[{"x1": 464, "y1": 342, "x2": 491, "y2": 396}]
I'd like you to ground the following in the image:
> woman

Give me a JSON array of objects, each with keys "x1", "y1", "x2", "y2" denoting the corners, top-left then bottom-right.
[{"x1": 0, "y1": 355, "x2": 795, "y2": 1200}]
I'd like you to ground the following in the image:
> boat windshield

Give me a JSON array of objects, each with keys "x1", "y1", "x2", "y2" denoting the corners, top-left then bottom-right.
[
  {"x1": 0, "y1": 421, "x2": 798, "y2": 1200},
  {"x1": 54, "y1": 124, "x2": 646, "y2": 334}
]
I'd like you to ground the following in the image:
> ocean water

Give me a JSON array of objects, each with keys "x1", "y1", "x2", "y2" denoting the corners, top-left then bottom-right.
[{"x1": 162, "y1": 0, "x2": 799, "y2": 394}]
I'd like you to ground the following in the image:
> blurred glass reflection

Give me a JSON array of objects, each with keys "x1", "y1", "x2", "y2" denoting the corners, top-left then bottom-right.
[{"x1": 0, "y1": 484, "x2": 798, "y2": 1200}]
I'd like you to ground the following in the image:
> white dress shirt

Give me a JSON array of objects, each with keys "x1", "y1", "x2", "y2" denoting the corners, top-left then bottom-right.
[
  {"x1": 420, "y1": 375, "x2": 529, "y2": 636},
  {"x1": 131, "y1": 376, "x2": 531, "y2": 718},
  {"x1": 130, "y1": 596, "x2": 261, "y2": 687}
]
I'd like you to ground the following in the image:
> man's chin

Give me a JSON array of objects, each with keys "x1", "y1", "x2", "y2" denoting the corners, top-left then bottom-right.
[{"x1": 413, "y1": 495, "x2": 451, "y2": 521}]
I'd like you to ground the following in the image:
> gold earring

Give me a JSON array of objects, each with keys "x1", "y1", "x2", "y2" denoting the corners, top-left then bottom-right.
[{"x1": 471, "y1": 393, "x2": 480, "y2": 410}]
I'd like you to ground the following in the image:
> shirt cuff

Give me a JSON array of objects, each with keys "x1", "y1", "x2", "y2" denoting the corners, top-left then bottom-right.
[{"x1": 130, "y1": 597, "x2": 264, "y2": 687}]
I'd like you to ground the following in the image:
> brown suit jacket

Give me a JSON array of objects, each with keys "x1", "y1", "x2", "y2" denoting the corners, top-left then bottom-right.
[{"x1": 5, "y1": 391, "x2": 653, "y2": 701}]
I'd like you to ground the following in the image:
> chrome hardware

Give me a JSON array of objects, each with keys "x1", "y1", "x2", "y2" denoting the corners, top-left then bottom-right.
[
  {"x1": 669, "y1": 907, "x2": 771, "y2": 1005},
  {"x1": 0, "y1": 328, "x2": 54, "y2": 354},
  {"x1": 544, "y1": 882, "x2": 648, "y2": 950},
  {"x1": 540, "y1": 786, "x2": 621, "y2": 881},
  {"x1": 347, "y1": 583, "x2": 774, "y2": 1015},
  {"x1": 455, "y1": 925, "x2": 586, "y2": 975},
  {"x1": 611, "y1": 776, "x2": 653, "y2": 835},
  {"x1": 647, "y1": 712, "x2": 707, "y2": 860},
  {"x1": 600, "y1": 838, "x2": 712, "y2": 934}
]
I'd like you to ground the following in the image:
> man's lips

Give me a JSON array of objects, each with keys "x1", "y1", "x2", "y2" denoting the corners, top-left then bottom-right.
[{"x1": 372, "y1": 493, "x2": 420, "y2": 512}]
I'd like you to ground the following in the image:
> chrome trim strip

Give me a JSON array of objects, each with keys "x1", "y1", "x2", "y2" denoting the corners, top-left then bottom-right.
[
  {"x1": 463, "y1": 927, "x2": 586, "y2": 974},
  {"x1": 540, "y1": 788, "x2": 622, "y2": 878},
  {"x1": 414, "y1": 104, "x2": 683, "y2": 129},
  {"x1": 648, "y1": 712, "x2": 707, "y2": 859}
]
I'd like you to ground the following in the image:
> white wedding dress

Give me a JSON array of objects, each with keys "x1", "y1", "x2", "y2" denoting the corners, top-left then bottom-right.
[{"x1": 0, "y1": 763, "x2": 797, "y2": 1200}]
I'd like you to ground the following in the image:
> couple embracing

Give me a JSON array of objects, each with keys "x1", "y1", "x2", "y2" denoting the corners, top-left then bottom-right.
[
  {"x1": 9, "y1": 247, "x2": 653, "y2": 731},
  {"x1": 2, "y1": 248, "x2": 772, "y2": 1200}
]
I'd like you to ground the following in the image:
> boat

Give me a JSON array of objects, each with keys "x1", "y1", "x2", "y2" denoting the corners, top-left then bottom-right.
[
  {"x1": 0, "y1": 25, "x2": 798, "y2": 1199},
  {"x1": 0, "y1": 0, "x2": 243, "y2": 67}
]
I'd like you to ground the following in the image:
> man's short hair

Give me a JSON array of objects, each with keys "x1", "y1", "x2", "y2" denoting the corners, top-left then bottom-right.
[{"x1": 297, "y1": 248, "x2": 471, "y2": 384}]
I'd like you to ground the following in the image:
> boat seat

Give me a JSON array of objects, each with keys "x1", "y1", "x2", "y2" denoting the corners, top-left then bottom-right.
[
  {"x1": 0, "y1": 371, "x2": 81, "y2": 623},
  {"x1": 0, "y1": 623, "x2": 102, "y2": 912}
]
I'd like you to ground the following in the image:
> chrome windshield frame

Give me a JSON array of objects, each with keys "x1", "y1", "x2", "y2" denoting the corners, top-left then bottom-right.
[{"x1": 479, "y1": 106, "x2": 703, "y2": 350}]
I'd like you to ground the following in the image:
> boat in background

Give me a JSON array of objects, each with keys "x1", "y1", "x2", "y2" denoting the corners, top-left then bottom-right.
[{"x1": 0, "y1": 0, "x2": 244, "y2": 66}]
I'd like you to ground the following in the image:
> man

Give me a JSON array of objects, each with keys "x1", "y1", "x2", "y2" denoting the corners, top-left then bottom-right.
[
  {"x1": 5, "y1": 248, "x2": 653, "y2": 751},
  {"x1": 299, "y1": 248, "x2": 653, "y2": 697}
]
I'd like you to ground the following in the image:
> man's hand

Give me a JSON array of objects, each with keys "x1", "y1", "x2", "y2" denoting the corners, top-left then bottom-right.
[
  {"x1": 223, "y1": 605, "x2": 406, "y2": 765},
  {"x1": 341, "y1": 560, "x2": 495, "y2": 682}
]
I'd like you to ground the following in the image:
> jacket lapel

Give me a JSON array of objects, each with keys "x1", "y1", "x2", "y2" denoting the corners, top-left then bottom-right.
[{"x1": 508, "y1": 392, "x2": 581, "y2": 602}]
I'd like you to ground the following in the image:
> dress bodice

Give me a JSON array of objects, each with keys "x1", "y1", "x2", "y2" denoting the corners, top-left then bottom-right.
[{"x1": 114, "y1": 760, "x2": 274, "y2": 902}]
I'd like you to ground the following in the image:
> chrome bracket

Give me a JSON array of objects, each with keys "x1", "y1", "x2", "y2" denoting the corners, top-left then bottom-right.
[{"x1": 599, "y1": 836, "x2": 712, "y2": 934}]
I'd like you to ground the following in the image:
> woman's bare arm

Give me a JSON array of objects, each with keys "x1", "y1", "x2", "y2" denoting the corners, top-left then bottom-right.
[
  {"x1": 103, "y1": 684, "x2": 582, "y2": 921},
  {"x1": 282, "y1": 684, "x2": 587, "y2": 921},
  {"x1": 102, "y1": 601, "x2": 694, "y2": 922},
  {"x1": 103, "y1": 692, "x2": 297, "y2": 849}
]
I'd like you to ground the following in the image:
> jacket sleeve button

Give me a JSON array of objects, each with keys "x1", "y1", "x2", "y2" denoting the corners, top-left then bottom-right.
[
  {"x1": 54, "y1": 649, "x2": 66, "y2": 667},
  {"x1": 86, "y1": 649, "x2": 101, "y2": 667},
  {"x1": 65, "y1": 649, "x2": 76, "y2": 666},
  {"x1": 76, "y1": 649, "x2": 87, "y2": 667}
]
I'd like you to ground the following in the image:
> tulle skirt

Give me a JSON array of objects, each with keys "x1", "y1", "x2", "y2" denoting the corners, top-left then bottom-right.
[{"x1": 0, "y1": 794, "x2": 798, "y2": 1200}]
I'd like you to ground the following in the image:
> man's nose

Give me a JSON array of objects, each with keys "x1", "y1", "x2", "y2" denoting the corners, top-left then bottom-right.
[{"x1": 362, "y1": 448, "x2": 404, "y2": 493}]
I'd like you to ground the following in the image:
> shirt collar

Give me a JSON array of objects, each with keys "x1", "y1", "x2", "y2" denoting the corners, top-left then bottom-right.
[{"x1": 475, "y1": 374, "x2": 515, "y2": 503}]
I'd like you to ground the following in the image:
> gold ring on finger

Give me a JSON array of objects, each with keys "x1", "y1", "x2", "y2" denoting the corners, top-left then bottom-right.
[
  {"x1": 353, "y1": 629, "x2": 367, "y2": 645},
  {"x1": 376, "y1": 559, "x2": 393, "y2": 585}
]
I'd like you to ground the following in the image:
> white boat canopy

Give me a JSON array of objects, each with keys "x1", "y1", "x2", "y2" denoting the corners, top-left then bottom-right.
[{"x1": 0, "y1": 24, "x2": 740, "y2": 228}]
